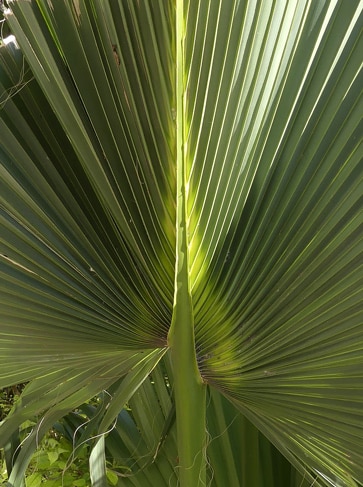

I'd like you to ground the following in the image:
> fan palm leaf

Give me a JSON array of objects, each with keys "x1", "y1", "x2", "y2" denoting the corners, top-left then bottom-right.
[{"x1": 0, "y1": 1, "x2": 362, "y2": 486}]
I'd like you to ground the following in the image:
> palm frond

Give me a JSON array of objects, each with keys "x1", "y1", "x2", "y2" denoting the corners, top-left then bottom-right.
[
  {"x1": 0, "y1": 1, "x2": 362, "y2": 486},
  {"x1": 1, "y1": 0, "x2": 175, "y2": 359},
  {"x1": 186, "y1": 2, "x2": 363, "y2": 485}
]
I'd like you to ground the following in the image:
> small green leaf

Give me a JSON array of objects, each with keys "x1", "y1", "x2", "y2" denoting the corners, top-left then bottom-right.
[
  {"x1": 47, "y1": 450, "x2": 58, "y2": 465},
  {"x1": 25, "y1": 472, "x2": 42, "y2": 487},
  {"x1": 73, "y1": 480, "x2": 86, "y2": 487},
  {"x1": 106, "y1": 470, "x2": 118, "y2": 486}
]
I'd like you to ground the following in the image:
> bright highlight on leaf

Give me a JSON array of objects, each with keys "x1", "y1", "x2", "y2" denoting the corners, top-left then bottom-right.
[{"x1": 0, "y1": 1, "x2": 362, "y2": 486}]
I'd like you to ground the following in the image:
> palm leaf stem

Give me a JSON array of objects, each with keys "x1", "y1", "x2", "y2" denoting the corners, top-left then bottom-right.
[{"x1": 167, "y1": 2, "x2": 206, "y2": 485}]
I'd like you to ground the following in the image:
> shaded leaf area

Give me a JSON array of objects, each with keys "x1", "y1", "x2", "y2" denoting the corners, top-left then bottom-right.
[
  {"x1": 80, "y1": 380, "x2": 317, "y2": 487},
  {"x1": 0, "y1": 350, "x2": 165, "y2": 487},
  {"x1": 1, "y1": 372, "x2": 316, "y2": 487},
  {"x1": 184, "y1": 2, "x2": 363, "y2": 485},
  {"x1": 0, "y1": 0, "x2": 175, "y2": 364}
]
